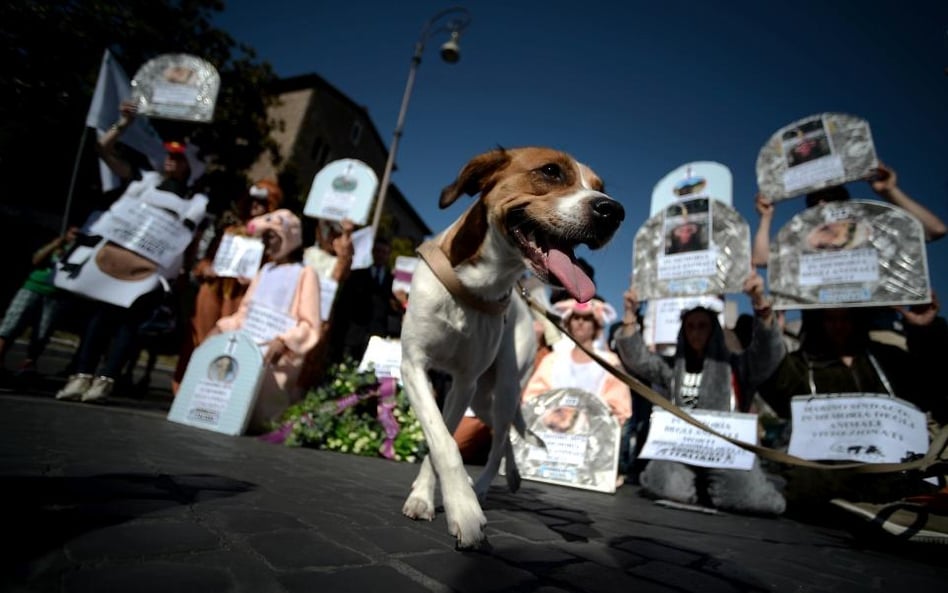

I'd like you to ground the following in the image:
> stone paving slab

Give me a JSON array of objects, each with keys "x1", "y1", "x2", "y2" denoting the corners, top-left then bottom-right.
[{"x1": 1, "y1": 394, "x2": 946, "y2": 593}]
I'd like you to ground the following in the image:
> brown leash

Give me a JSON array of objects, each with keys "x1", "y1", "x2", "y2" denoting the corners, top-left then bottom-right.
[
  {"x1": 518, "y1": 285, "x2": 948, "y2": 475},
  {"x1": 416, "y1": 241, "x2": 510, "y2": 316}
]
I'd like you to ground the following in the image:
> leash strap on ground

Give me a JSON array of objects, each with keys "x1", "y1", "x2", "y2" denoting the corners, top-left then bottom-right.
[{"x1": 517, "y1": 286, "x2": 948, "y2": 475}]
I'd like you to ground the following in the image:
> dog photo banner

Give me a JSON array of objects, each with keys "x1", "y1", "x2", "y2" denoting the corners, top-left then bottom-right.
[
  {"x1": 304, "y1": 159, "x2": 378, "y2": 226},
  {"x1": 131, "y1": 53, "x2": 220, "y2": 122},
  {"x1": 756, "y1": 113, "x2": 878, "y2": 202},
  {"x1": 769, "y1": 200, "x2": 930, "y2": 309},
  {"x1": 787, "y1": 393, "x2": 928, "y2": 464},
  {"x1": 650, "y1": 161, "x2": 733, "y2": 216},
  {"x1": 633, "y1": 197, "x2": 750, "y2": 300},
  {"x1": 509, "y1": 388, "x2": 621, "y2": 494}
]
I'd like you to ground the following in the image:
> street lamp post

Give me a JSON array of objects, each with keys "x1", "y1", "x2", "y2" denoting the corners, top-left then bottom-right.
[{"x1": 369, "y1": 6, "x2": 472, "y2": 238}]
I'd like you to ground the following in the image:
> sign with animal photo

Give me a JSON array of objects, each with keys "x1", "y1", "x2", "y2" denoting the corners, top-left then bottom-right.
[
  {"x1": 304, "y1": 159, "x2": 378, "y2": 226},
  {"x1": 212, "y1": 234, "x2": 264, "y2": 279},
  {"x1": 756, "y1": 113, "x2": 878, "y2": 201},
  {"x1": 639, "y1": 408, "x2": 759, "y2": 470},
  {"x1": 632, "y1": 198, "x2": 750, "y2": 300},
  {"x1": 509, "y1": 388, "x2": 621, "y2": 494},
  {"x1": 168, "y1": 331, "x2": 264, "y2": 436},
  {"x1": 131, "y1": 53, "x2": 220, "y2": 122},
  {"x1": 769, "y1": 200, "x2": 930, "y2": 309},
  {"x1": 787, "y1": 393, "x2": 928, "y2": 464},
  {"x1": 649, "y1": 161, "x2": 733, "y2": 216}
]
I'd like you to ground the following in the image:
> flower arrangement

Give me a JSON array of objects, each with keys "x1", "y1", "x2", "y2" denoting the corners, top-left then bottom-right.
[{"x1": 270, "y1": 359, "x2": 427, "y2": 463}]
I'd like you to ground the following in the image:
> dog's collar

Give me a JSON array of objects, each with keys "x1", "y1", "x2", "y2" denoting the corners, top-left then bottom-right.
[{"x1": 416, "y1": 241, "x2": 510, "y2": 315}]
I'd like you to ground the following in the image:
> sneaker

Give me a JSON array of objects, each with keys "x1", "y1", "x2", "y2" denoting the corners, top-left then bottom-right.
[
  {"x1": 831, "y1": 495, "x2": 948, "y2": 544},
  {"x1": 56, "y1": 373, "x2": 93, "y2": 401},
  {"x1": 81, "y1": 376, "x2": 115, "y2": 403}
]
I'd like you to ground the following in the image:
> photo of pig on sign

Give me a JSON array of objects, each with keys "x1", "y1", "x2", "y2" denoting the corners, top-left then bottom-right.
[
  {"x1": 768, "y1": 200, "x2": 930, "y2": 309},
  {"x1": 632, "y1": 198, "x2": 750, "y2": 300},
  {"x1": 755, "y1": 112, "x2": 877, "y2": 202}
]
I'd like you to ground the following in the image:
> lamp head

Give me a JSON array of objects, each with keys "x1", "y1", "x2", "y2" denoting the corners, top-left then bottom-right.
[{"x1": 440, "y1": 31, "x2": 461, "y2": 63}]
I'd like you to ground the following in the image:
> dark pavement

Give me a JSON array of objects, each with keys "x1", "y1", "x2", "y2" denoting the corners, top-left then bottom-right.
[{"x1": 1, "y1": 341, "x2": 946, "y2": 592}]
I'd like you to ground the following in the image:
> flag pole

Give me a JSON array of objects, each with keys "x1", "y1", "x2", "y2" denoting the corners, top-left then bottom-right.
[{"x1": 62, "y1": 126, "x2": 89, "y2": 236}]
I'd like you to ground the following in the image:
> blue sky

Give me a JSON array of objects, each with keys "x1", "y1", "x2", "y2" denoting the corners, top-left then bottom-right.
[{"x1": 213, "y1": 0, "x2": 948, "y2": 319}]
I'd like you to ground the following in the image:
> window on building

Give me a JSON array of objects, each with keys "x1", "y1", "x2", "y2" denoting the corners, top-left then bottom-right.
[{"x1": 350, "y1": 121, "x2": 363, "y2": 146}]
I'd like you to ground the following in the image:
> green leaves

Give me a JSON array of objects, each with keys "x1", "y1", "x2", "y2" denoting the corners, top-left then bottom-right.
[{"x1": 279, "y1": 358, "x2": 427, "y2": 462}]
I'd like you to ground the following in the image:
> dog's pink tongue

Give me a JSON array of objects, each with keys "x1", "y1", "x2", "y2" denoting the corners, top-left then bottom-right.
[{"x1": 548, "y1": 248, "x2": 596, "y2": 303}]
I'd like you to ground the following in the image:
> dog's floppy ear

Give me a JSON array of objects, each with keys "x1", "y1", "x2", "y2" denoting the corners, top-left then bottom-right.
[{"x1": 439, "y1": 149, "x2": 511, "y2": 208}]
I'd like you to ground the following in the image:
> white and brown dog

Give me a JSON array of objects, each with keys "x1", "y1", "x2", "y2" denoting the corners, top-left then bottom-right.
[{"x1": 400, "y1": 147, "x2": 624, "y2": 548}]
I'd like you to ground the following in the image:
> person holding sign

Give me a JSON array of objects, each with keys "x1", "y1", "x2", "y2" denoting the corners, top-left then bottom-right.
[
  {"x1": 522, "y1": 297, "x2": 632, "y2": 485},
  {"x1": 171, "y1": 179, "x2": 282, "y2": 393},
  {"x1": 752, "y1": 162, "x2": 946, "y2": 268},
  {"x1": 55, "y1": 100, "x2": 208, "y2": 403},
  {"x1": 615, "y1": 272, "x2": 788, "y2": 515},
  {"x1": 208, "y1": 209, "x2": 321, "y2": 433},
  {"x1": 756, "y1": 298, "x2": 947, "y2": 508}
]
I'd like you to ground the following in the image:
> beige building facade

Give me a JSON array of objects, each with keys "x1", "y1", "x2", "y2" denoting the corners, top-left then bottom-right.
[{"x1": 249, "y1": 74, "x2": 431, "y2": 245}]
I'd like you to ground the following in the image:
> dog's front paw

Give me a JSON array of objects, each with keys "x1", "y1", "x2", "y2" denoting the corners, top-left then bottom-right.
[
  {"x1": 445, "y1": 497, "x2": 488, "y2": 549},
  {"x1": 402, "y1": 496, "x2": 436, "y2": 521}
]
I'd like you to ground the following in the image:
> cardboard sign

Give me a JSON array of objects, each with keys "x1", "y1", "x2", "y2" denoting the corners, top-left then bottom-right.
[
  {"x1": 639, "y1": 409, "x2": 759, "y2": 470},
  {"x1": 769, "y1": 200, "x2": 930, "y2": 309},
  {"x1": 787, "y1": 393, "x2": 928, "y2": 464},
  {"x1": 358, "y1": 336, "x2": 402, "y2": 381},
  {"x1": 509, "y1": 388, "x2": 621, "y2": 494},
  {"x1": 392, "y1": 255, "x2": 419, "y2": 295},
  {"x1": 650, "y1": 161, "x2": 733, "y2": 215},
  {"x1": 632, "y1": 198, "x2": 750, "y2": 300},
  {"x1": 89, "y1": 197, "x2": 194, "y2": 270},
  {"x1": 644, "y1": 296, "x2": 725, "y2": 347},
  {"x1": 54, "y1": 237, "x2": 161, "y2": 307},
  {"x1": 756, "y1": 113, "x2": 878, "y2": 201},
  {"x1": 212, "y1": 234, "x2": 264, "y2": 278},
  {"x1": 242, "y1": 302, "x2": 297, "y2": 348},
  {"x1": 168, "y1": 332, "x2": 264, "y2": 436},
  {"x1": 304, "y1": 159, "x2": 378, "y2": 225},
  {"x1": 131, "y1": 53, "x2": 220, "y2": 122}
]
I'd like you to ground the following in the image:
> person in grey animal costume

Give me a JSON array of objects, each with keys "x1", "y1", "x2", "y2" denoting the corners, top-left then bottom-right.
[{"x1": 614, "y1": 272, "x2": 787, "y2": 515}]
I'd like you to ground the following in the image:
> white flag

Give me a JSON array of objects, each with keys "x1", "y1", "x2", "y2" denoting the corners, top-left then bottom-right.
[{"x1": 86, "y1": 49, "x2": 166, "y2": 191}]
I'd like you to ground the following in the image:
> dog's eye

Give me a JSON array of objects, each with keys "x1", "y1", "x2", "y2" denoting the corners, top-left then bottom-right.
[{"x1": 538, "y1": 163, "x2": 564, "y2": 181}]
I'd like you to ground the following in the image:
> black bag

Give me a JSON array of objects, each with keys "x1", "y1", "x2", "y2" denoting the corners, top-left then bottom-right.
[{"x1": 139, "y1": 278, "x2": 180, "y2": 338}]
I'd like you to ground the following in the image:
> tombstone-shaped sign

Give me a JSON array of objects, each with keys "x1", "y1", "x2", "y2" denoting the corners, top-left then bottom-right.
[
  {"x1": 131, "y1": 53, "x2": 220, "y2": 122},
  {"x1": 509, "y1": 388, "x2": 620, "y2": 494},
  {"x1": 632, "y1": 197, "x2": 750, "y2": 300},
  {"x1": 650, "y1": 161, "x2": 733, "y2": 216},
  {"x1": 756, "y1": 112, "x2": 877, "y2": 202},
  {"x1": 304, "y1": 159, "x2": 379, "y2": 225},
  {"x1": 769, "y1": 200, "x2": 930, "y2": 309},
  {"x1": 168, "y1": 332, "x2": 264, "y2": 436}
]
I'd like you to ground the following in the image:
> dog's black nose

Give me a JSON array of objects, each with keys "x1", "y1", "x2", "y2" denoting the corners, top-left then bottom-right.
[{"x1": 591, "y1": 197, "x2": 625, "y2": 231}]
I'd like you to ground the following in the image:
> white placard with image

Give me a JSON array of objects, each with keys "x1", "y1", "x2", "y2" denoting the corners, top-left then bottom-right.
[
  {"x1": 358, "y1": 335, "x2": 402, "y2": 381},
  {"x1": 304, "y1": 159, "x2": 379, "y2": 225},
  {"x1": 212, "y1": 234, "x2": 264, "y2": 278},
  {"x1": 788, "y1": 393, "x2": 928, "y2": 463},
  {"x1": 639, "y1": 408, "x2": 759, "y2": 470}
]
